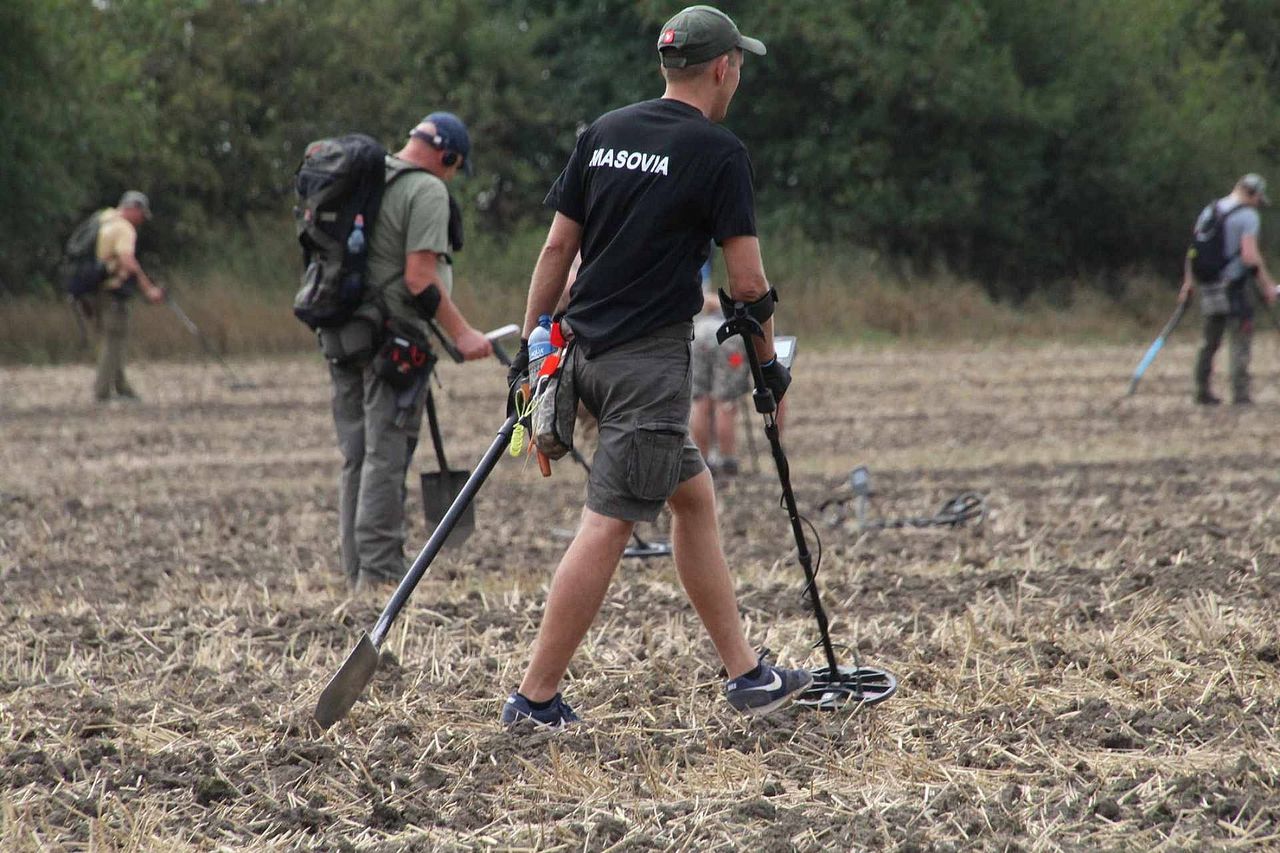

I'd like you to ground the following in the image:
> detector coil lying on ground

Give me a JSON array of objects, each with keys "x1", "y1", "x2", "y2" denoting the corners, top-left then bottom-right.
[{"x1": 821, "y1": 465, "x2": 986, "y2": 532}]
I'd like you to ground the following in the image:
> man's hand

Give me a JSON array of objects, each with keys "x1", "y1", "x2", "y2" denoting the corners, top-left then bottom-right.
[
  {"x1": 761, "y1": 358, "x2": 791, "y2": 405},
  {"x1": 1264, "y1": 282, "x2": 1278, "y2": 306},
  {"x1": 145, "y1": 285, "x2": 166, "y2": 305},
  {"x1": 454, "y1": 327, "x2": 493, "y2": 361}
]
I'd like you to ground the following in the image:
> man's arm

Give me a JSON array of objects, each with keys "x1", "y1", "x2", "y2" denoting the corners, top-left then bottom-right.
[
  {"x1": 117, "y1": 252, "x2": 164, "y2": 304},
  {"x1": 523, "y1": 213, "x2": 582, "y2": 336},
  {"x1": 405, "y1": 250, "x2": 491, "y2": 359},
  {"x1": 1178, "y1": 254, "x2": 1195, "y2": 303},
  {"x1": 720, "y1": 235, "x2": 775, "y2": 363},
  {"x1": 1240, "y1": 233, "x2": 1278, "y2": 302}
]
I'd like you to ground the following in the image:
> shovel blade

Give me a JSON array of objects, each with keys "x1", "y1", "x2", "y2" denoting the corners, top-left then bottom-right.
[
  {"x1": 314, "y1": 632, "x2": 381, "y2": 729},
  {"x1": 421, "y1": 471, "x2": 475, "y2": 548}
]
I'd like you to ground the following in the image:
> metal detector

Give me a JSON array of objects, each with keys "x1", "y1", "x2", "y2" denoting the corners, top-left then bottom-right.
[
  {"x1": 823, "y1": 465, "x2": 986, "y2": 532},
  {"x1": 1121, "y1": 300, "x2": 1187, "y2": 400},
  {"x1": 315, "y1": 411, "x2": 520, "y2": 729},
  {"x1": 165, "y1": 296, "x2": 256, "y2": 390},
  {"x1": 716, "y1": 292, "x2": 896, "y2": 709},
  {"x1": 488, "y1": 331, "x2": 674, "y2": 561}
]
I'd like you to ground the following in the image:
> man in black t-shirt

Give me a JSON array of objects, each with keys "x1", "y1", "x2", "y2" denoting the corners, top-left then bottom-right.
[{"x1": 502, "y1": 5, "x2": 811, "y2": 728}]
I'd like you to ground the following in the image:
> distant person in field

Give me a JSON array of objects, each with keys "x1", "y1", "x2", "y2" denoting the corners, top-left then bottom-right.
[
  {"x1": 501, "y1": 5, "x2": 811, "y2": 729},
  {"x1": 88, "y1": 191, "x2": 166, "y2": 403},
  {"x1": 690, "y1": 250, "x2": 750, "y2": 477},
  {"x1": 330, "y1": 113, "x2": 491, "y2": 590},
  {"x1": 1180, "y1": 173, "x2": 1277, "y2": 406}
]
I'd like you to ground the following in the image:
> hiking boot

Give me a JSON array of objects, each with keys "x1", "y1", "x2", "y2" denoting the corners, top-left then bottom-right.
[
  {"x1": 1194, "y1": 391, "x2": 1221, "y2": 406},
  {"x1": 725, "y1": 656, "x2": 814, "y2": 717},
  {"x1": 501, "y1": 692, "x2": 580, "y2": 729},
  {"x1": 1233, "y1": 395, "x2": 1253, "y2": 406}
]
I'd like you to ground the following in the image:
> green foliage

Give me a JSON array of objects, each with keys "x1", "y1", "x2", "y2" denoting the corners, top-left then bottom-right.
[{"x1": 0, "y1": 0, "x2": 1276, "y2": 297}]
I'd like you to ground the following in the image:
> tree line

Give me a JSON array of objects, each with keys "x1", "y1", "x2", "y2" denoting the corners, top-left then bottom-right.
[{"x1": 3, "y1": 0, "x2": 1277, "y2": 299}]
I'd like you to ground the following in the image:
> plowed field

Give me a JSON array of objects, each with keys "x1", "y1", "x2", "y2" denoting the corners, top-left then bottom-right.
[{"x1": 3, "y1": 340, "x2": 1278, "y2": 850}]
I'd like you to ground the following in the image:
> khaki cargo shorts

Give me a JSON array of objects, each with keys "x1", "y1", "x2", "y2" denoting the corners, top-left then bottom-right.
[
  {"x1": 572, "y1": 321, "x2": 705, "y2": 522},
  {"x1": 691, "y1": 316, "x2": 751, "y2": 401}
]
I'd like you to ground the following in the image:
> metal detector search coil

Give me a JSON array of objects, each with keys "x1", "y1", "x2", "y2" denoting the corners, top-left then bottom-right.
[{"x1": 714, "y1": 293, "x2": 898, "y2": 712}]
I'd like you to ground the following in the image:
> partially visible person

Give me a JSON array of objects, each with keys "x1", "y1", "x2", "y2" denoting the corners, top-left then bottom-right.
[
  {"x1": 690, "y1": 251, "x2": 750, "y2": 476},
  {"x1": 331, "y1": 112, "x2": 492, "y2": 589},
  {"x1": 1180, "y1": 173, "x2": 1276, "y2": 405},
  {"x1": 90, "y1": 191, "x2": 166, "y2": 403}
]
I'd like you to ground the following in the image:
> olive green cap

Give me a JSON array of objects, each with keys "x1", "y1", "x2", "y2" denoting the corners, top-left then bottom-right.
[{"x1": 657, "y1": 5, "x2": 766, "y2": 68}]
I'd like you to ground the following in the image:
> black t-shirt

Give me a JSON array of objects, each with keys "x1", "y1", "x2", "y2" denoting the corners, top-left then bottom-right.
[{"x1": 545, "y1": 98, "x2": 757, "y2": 354}]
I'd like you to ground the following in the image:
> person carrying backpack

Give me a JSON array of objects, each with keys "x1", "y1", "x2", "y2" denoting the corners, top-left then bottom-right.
[
  {"x1": 66, "y1": 191, "x2": 166, "y2": 403},
  {"x1": 317, "y1": 113, "x2": 492, "y2": 590},
  {"x1": 1179, "y1": 174, "x2": 1276, "y2": 405}
]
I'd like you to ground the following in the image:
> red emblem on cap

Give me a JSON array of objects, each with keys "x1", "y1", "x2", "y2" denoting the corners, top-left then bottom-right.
[{"x1": 660, "y1": 29, "x2": 676, "y2": 44}]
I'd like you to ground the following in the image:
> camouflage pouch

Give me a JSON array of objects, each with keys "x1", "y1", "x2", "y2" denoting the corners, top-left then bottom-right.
[{"x1": 533, "y1": 342, "x2": 576, "y2": 460}]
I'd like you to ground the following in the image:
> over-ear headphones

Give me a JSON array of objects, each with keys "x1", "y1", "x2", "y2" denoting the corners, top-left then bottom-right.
[{"x1": 411, "y1": 128, "x2": 459, "y2": 167}]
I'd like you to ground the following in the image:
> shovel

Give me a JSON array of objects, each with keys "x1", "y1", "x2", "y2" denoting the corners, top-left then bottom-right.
[
  {"x1": 420, "y1": 389, "x2": 474, "y2": 547},
  {"x1": 315, "y1": 411, "x2": 519, "y2": 728}
]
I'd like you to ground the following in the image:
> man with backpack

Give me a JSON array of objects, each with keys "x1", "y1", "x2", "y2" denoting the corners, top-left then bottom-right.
[
  {"x1": 66, "y1": 191, "x2": 166, "y2": 402},
  {"x1": 1179, "y1": 174, "x2": 1276, "y2": 406},
  {"x1": 324, "y1": 113, "x2": 492, "y2": 589},
  {"x1": 500, "y1": 5, "x2": 812, "y2": 728}
]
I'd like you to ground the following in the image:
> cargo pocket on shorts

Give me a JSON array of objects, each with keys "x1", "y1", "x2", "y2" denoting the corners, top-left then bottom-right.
[{"x1": 626, "y1": 421, "x2": 686, "y2": 502}]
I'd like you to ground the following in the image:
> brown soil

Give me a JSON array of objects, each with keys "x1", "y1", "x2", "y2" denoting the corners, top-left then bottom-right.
[{"x1": 2, "y1": 341, "x2": 1278, "y2": 850}]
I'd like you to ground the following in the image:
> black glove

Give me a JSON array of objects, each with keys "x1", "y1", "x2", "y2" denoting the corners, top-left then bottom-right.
[
  {"x1": 761, "y1": 357, "x2": 791, "y2": 405},
  {"x1": 505, "y1": 339, "x2": 530, "y2": 416}
]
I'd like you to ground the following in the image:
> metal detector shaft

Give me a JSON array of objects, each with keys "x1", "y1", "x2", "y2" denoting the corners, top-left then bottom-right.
[
  {"x1": 314, "y1": 412, "x2": 518, "y2": 728},
  {"x1": 716, "y1": 298, "x2": 841, "y2": 678},
  {"x1": 1126, "y1": 300, "x2": 1187, "y2": 396},
  {"x1": 165, "y1": 296, "x2": 253, "y2": 389},
  {"x1": 371, "y1": 412, "x2": 517, "y2": 646}
]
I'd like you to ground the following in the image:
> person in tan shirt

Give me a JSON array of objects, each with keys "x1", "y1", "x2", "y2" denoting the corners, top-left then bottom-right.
[{"x1": 93, "y1": 191, "x2": 164, "y2": 402}]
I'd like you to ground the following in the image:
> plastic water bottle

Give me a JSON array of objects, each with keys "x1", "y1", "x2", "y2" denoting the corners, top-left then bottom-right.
[
  {"x1": 346, "y1": 214, "x2": 366, "y2": 255},
  {"x1": 527, "y1": 314, "x2": 555, "y2": 380}
]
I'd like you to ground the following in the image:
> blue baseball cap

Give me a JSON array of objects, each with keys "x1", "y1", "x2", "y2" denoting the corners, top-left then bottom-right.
[{"x1": 412, "y1": 111, "x2": 473, "y2": 175}]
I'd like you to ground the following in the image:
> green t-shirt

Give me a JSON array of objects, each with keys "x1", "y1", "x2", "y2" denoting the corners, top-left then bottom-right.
[{"x1": 367, "y1": 156, "x2": 454, "y2": 328}]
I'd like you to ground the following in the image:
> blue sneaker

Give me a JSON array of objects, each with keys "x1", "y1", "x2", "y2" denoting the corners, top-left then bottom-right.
[
  {"x1": 725, "y1": 657, "x2": 814, "y2": 716},
  {"x1": 501, "y1": 692, "x2": 580, "y2": 729}
]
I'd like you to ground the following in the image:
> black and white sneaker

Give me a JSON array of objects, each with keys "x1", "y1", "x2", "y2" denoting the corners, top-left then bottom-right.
[
  {"x1": 725, "y1": 656, "x2": 813, "y2": 716},
  {"x1": 501, "y1": 692, "x2": 581, "y2": 729}
]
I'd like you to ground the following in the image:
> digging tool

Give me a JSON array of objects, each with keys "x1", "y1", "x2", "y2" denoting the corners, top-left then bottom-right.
[
  {"x1": 315, "y1": 411, "x2": 520, "y2": 729},
  {"x1": 420, "y1": 388, "x2": 474, "y2": 547},
  {"x1": 165, "y1": 295, "x2": 256, "y2": 390},
  {"x1": 1123, "y1": 300, "x2": 1187, "y2": 398},
  {"x1": 489, "y1": 336, "x2": 673, "y2": 560},
  {"x1": 417, "y1": 322, "x2": 521, "y2": 538},
  {"x1": 716, "y1": 291, "x2": 896, "y2": 710}
]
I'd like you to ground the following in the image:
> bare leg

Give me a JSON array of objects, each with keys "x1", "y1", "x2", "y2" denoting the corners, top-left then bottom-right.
[
  {"x1": 691, "y1": 396, "x2": 713, "y2": 457},
  {"x1": 518, "y1": 508, "x2": 633, "y2": 701},
  {"x1": 667, "y1": 469, "x2": 757, "y2": 678}
]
